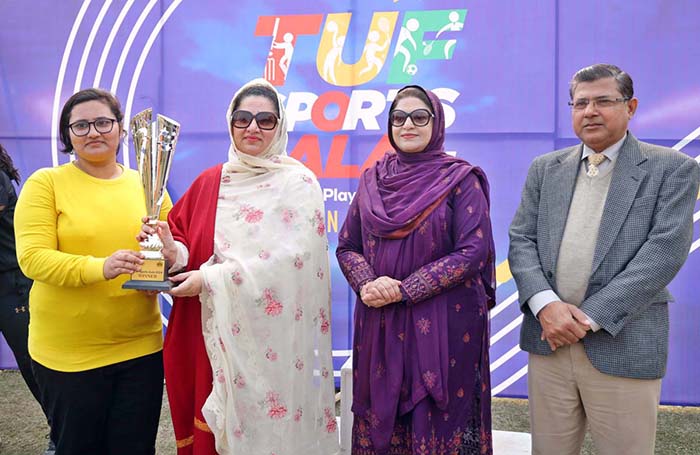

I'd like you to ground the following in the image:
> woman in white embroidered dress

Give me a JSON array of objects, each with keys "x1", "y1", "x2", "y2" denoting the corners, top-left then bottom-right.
[{"x1": 140, "y1": 79, "x2": 339, "y2": 455}]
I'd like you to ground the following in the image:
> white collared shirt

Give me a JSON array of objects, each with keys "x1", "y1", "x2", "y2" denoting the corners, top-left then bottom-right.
[{"x1": 580, "y1": 132, "x2": 626, "y2": 174}]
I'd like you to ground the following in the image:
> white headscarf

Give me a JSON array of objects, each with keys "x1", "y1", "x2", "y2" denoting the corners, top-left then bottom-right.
[{"x1": 224, "y1": 78, "x2": 304, "y2": 174}]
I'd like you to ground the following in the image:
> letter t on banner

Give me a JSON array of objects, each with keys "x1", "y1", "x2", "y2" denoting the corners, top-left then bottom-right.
[{"x1": 255, "y1": 15, "x2": 324, "y2": 86}]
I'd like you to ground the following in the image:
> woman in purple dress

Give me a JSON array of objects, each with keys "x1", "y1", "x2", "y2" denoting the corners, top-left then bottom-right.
[{"x1": 337, "y1": 85, "x2": 496, "y2": 455}]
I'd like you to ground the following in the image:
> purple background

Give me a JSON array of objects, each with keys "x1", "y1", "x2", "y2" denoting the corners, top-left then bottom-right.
[{"x1": 1, "y1": 0, "x2": 699, "y2": 404}]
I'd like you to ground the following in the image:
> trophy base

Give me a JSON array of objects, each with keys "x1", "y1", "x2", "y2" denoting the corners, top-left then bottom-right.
[
  {"x1": 121, "y1": 257, "x2": 170, "y2": 291},
  {"x1": 122, "y1": 279, "x2": 173, "y2": 291}
]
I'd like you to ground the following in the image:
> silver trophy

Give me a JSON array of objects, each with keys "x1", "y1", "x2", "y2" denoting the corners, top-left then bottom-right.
[{"x1": 122, "y1": 108, "x2": 179, "y2": 291}]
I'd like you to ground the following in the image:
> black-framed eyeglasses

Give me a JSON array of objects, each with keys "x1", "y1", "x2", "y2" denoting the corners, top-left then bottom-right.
[
  {"x1": 389, "y1": 108, "x2": 434, "y2": 127},
  {"x1": 231, "y1": 110, "x2": 279, "y2": 130},
  {"x1": 568, "y1": 97, "x2": 629, "y2": 111},
  {"x1": 69, "y1": 117, "x2": 117, "y2": 136}
]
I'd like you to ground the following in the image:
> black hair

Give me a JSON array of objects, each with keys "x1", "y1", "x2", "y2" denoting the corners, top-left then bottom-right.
[
  {"x1": 390, "y1": 86, "x2": 434, "y2": 115},
  {"x1": 569, "y1": 64, "x2": 634, "y2": 100},
  {"x1": 0, "y1": 143, "x2": 20, "y2": 183},
  {"x1": 231, "y1": 85, "x2": 280, "y2": 117},
  {"x1": 59, "y1": 88, "x2": 124, "y2": 155}
]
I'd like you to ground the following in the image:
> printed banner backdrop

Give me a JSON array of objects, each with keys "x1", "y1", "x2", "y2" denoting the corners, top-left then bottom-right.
[{"x1": 1, "y1": 0, "x2": 699, "y2": 405}]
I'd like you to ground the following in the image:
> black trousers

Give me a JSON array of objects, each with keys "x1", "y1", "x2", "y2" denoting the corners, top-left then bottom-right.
[
  {"x1": 32, "y1": 350, "x2": 164, "y2": 455},
  {"x1": 0, "y1": 268, "x2": 43, "y2": 406}
]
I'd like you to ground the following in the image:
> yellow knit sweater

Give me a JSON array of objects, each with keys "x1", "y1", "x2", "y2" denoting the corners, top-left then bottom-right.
[{"x1": 15, "y1": 163, "x2": 172, "y2": 372}]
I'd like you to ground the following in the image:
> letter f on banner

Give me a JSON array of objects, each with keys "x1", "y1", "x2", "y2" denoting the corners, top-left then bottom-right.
[
  {"x1": 255, "y1": 15, "x2": 324, "y2": 86},
  {"x1": 388, "y1": 9, "x2": 467, "y2": 84}
]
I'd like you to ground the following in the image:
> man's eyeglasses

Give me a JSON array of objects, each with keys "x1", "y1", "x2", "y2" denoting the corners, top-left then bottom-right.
[
  {"x1": 568, "y1": 97, "x2": 629, "y2": 111},
  {"x1": 69, "y1": 118, "x2": 117, "y2": 136},
  {"x1": 389, "y1": 108, "x2": 434, "y2": 127},
  {"x1": 231, "y1": 110, "x2": 279, "y2": 130}
]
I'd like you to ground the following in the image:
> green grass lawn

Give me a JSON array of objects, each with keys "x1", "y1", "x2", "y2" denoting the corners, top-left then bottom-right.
[{"x1": 1, "y1": 369, "x2": 699, "y2": 454}]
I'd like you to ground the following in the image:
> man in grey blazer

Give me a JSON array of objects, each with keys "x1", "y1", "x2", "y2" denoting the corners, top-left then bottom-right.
[{"x1": 509, "y1": 63, "x2": 700, "y2": 455}]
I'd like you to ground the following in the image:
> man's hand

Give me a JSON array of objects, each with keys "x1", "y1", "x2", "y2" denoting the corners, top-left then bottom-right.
[
  {"x1": 539, "y1": 301, "x2": 591, "y2": 351},
  {"x1": 360, "y1": 276, "x2": 402, "y2": 308}
]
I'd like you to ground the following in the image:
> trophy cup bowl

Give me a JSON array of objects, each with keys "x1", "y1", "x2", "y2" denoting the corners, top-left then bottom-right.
[{"x1": 122, "y1": 108, "x2": 179, "y2": 291}]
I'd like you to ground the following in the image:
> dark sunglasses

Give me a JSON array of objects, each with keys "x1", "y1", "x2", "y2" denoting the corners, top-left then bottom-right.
[
  {"x1": 389, "y1": 108, "x2": 434, "y2": 127},
  {"x1": 231, "y1": 110, "x2": 278, "y2": 130}
]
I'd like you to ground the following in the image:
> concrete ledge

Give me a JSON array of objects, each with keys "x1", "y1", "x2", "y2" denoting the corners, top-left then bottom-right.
[{"x1": 493, "y1": 430, "x2": 531, "y2": 454}]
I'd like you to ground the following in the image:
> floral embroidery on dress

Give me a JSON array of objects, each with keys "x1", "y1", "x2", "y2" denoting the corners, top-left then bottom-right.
[
  {"x1": 416, "y1": 317, "x2": 431, "y2": 335},
  {"x1": 366, "y1": 411, "x2": 380, "y2": 429},
  {"x1": 294, "y1": 305, "x2": 303, "y2": 321},
  {"x1": 352, "y1": 415, "x2": 490, "y2": 455},
  {"x1": 258, "y1": 288, "x2": 284, "y2": 316},
  {"x1": 325, "y1": 407, "x2": 338, "y2": 433},
  {"x1": 293, "y1": 252, "x2": 311, "y2": 270},
  {"x1": 231, "y1": 271, "x2": 243, "y2": 285},
  {"x1": 293, "y1": 407, "x2": 303, "y2": 421},
  {"x1": 338, "y1": 252, "x2": 377, "y2": 292},
  {"x1": 294, "y1": 358, "x2": 304, "y2": 370},
  {"x1": 258, "y1": 250, "x2": 271, "y2": 260},
  {"x1": 265, "y1": 391, "x2": 288, "y2": 419},
  {"x1": 422, "y1": 370, "x2": 437, "y2": 389},
  {"x1": 233, "y1": 373, "x2": 246, "y2": 389},
  {"x1": 215, "y1": 368, "x2": 226, "y2": 383},
  {"x1": 418, "y1": 221, "x2": 429, "y2": 235},
  {"x1": 319, "y1": 308, "x2": 330, "y2": 334},
  {"x1": 231, "y1": 322, "x2": 241, "y2": 336},
  {"x1": 311, "y1": 209, "x2": 325, "y2": 236},
  {"x1": 265, "y1": 347, "x2": 278, "y2": 361},
  {"x1": 376, "y1": 362, "x2": 386, "y2": 378},
  {"x1": 281, "y1": 207, "x2": 298, "y2": 228},
  {"x1": 462, "y1": 332, "x2": 471, "y2": 343},
  {"x1": 238, "y1": 204, "x2": 264, "y2": 223}
]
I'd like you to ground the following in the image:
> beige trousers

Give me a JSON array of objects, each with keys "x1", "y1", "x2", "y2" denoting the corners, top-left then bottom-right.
[{"x1": 528, "y1": 342, "x2": 661, "y2": 455}]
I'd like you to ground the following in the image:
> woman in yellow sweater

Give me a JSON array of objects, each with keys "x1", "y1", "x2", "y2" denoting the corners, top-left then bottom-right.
[{"x1": 15, "y1": 88, "x2": 172, "y2": 455}]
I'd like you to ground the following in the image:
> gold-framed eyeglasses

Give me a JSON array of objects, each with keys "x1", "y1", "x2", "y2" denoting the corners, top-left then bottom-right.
[
  {"x1": 568, "y1": 97, "x2": 629, "y2": 111},
  {"x1": 69, "y1": 117, "x2": 117, "y2": 136}
]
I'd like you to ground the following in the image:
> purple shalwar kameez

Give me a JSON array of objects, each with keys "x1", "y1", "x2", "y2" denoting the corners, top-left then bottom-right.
[{"x1": 336, "y1": 86, "x2": 496, "y2": 455}]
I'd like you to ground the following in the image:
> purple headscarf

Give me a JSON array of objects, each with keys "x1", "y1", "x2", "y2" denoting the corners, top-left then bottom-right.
[{"x1": 358, "y1": 85, "x2": 478, "y2": 237}]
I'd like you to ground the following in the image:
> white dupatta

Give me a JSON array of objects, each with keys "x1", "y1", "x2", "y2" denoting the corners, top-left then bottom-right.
[{"x1": 199, "y1": 79, "x2": 339, "y2": 455}]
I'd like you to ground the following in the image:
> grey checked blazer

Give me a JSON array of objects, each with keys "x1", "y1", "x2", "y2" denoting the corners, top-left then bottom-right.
[{"x1": 508, "y1": 133, "x2": 700, "y2": 379}]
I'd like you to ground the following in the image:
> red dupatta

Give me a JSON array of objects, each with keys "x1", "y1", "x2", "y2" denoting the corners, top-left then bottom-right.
[{"x1": 163, "y1": 164, "x2": 222, "y2": 454}]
